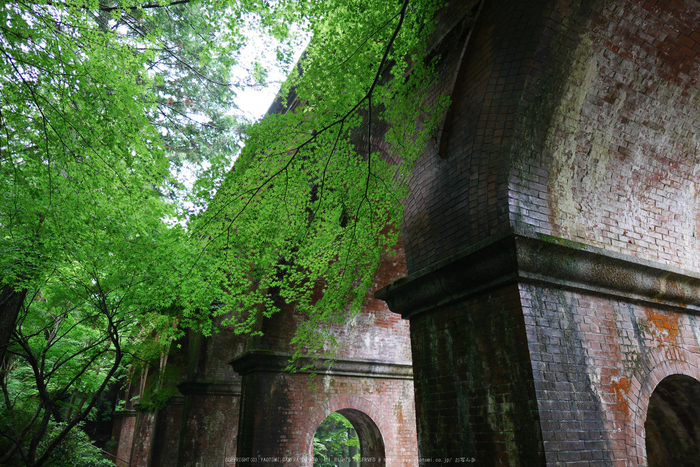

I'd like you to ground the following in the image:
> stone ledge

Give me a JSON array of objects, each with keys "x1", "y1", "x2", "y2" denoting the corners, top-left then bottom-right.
[
  {"x1": 229, "y1": 350, "x2": 413, "y2": 380},
  {"x1": 164, "y1": 394, "x2": 185, "y2": 405},
  {"x1": 376, "y1": 229, "x2": 700, "y2": 319},
  {"x1": 177, "y1": 381, "x2": 241, "y2": 396}
]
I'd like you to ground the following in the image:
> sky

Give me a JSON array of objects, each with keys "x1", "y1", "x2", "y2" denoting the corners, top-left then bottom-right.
[
  {"x1": 170, "y1": 32, "x2": 307, "y2": 222},
  {"x1": 232, "y1": 27, "x2": 308, "y2": 121},
  {"x1": 237, "y1": 86, "x2": 278, "y2": 119}
]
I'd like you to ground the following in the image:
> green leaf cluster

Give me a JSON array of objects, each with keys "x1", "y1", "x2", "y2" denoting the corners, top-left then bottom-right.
[{"x1": 187, "y1": 0, "x2": 448, "y2": 360}]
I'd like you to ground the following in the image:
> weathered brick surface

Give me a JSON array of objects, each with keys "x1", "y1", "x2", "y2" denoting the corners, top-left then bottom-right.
[
  {"x1": 186, "y1": 322, "x2": 246, "y2": 382},
  {"x1": 174, "y1": 329, "x2": 244, "y2": 466},
  {"x1": 408, "y1": 283, "x2": 545, "y2": 465},
  {"x1": 113, "y1": 324, "x2": 245, "y2": 466},
  {"x1": 114, "y1": 412, "x2": 137, "y2": 467},
  {"x1": 382, "y1": 231, "x2": 700, "y2": 465},
  {"x1": 150, "y1": 398, "x2": 184, "y2": 467},
  {"x1": 129, "y1": 412, "x2": 156, "y2": 467},
  {"x1": 178, "y1": 392, "x2": 240, "y2": 467},
  {"x1": 405, "y1": 0, "x2": 700, "y2": 273},
  {"x1": 112, "y1": 369, "x2": 159, "y2": 467},
  {"x1": 255, "y1": 238, "x2": 412, "y2": 363},
  {"x1": 403, "y1": 0, "x2": 552, "y2": 273},
  {"x1": 234, "y1": 241, "x2": 418, "y2": 466},
  {"x1": 388, "y1": 0, "x2": 700, "y2": 464},
  {"x1": 510, "y1": 0, "x2": 700, "y2": 270},
  {"x1": 235, "y1": 370, "x2": 417, "y2": 467},
  {"x1": 520, "y1": 283, "x2": 700, "y2": 465}
]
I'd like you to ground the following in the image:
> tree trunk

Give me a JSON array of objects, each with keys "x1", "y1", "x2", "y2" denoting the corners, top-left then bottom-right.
[{"x1": 0, "y1": 283, "x2": 27, "y2": 364}]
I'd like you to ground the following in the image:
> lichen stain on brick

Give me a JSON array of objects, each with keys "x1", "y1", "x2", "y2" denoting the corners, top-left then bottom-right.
[
  {"x1": 621, "y1": 348, "x2": 643, "y2": 376},
  {"x1": 610, "y1": 377, "x2": 631, "y2": 417},
  {"x1": 690, "y1": 315, "x2": 700, "y2": 353},
  {"x1": 486, "y1": 392, "x2": 521, "y2": 467},
  {"x1": 394, "y1": 401, "x2": 404, "y2": 427},
  {"x1": 322, "y1": 374, "x2": 334, "y2": 394},
  {"x1": 545, "y1": 34, "x2": 621, "y2": 241},
  {"x1": 644, "y1": 309, "x2": 680, "y2": 350}
]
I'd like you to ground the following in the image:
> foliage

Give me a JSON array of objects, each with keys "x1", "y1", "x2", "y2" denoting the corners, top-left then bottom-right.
[
  {"x1": 0, "y1": 0, "x2": 303, "y2": 465},
  {"x1": 0, "y1": 215, "x2": 186, "y2": 464},
  {"x1": 1, "y1": 0, "x2": 447, "y2": 464},
  {"x1": 186, "y1": 0, "x2": 447, "y2": 361},
  {"x1": 38, "y1": 423, "x2": 115, "y2": 467},
  {"x1": 313, "y1": 412, "x2": 359, "y2": 467}
]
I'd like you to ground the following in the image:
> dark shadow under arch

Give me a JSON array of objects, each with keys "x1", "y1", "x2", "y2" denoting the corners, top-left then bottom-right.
[
  {"x1": 645, "y1": 374, "x2": 700, "y2": 467},
  {"x1": 335, "y1": 409, "x2": 385, "y2": 467}
]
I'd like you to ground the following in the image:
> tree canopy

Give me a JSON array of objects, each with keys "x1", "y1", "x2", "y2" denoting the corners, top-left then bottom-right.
[
  {"x1": 0, "y1": 0, "x2": 299, "y2": 464},
  {"x1": 0, "y1": 0, "x2": 445, "y2": 464}
]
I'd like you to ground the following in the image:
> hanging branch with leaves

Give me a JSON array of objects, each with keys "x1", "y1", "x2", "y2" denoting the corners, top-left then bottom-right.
[{"x1": 186, "y1": 0, "x2": 448, "y2": 360}]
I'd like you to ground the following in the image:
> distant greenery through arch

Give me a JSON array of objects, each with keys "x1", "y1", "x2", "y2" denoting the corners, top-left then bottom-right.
[{"x1": 314, "y1": 412, "x2": 360, "y2": 467}]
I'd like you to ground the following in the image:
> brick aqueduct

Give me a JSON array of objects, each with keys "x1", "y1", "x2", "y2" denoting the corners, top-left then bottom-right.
[{"x1": 113, "y1": 0, "x2": 700, "y2": 465}]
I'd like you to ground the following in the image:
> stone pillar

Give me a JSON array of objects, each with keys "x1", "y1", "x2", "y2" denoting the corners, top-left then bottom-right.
[
  {"x1": 378, "y1": 233, "x2": 546, "y2": 465},
  {"x1": 113, "y1": 410, "x2": 138, "y2": 467},
  {"x1": 130, "y1": 409, "x2": 157, "y2": 467},
  {"x1": 379, "y1": 232, "x2": 700, "y2": 464},
  {"x1": 150, "y1": 395, "x2": 185, "y2": 467},
  {"x1": 177, "y1": 381, "x2": 241, "y2": 467}
]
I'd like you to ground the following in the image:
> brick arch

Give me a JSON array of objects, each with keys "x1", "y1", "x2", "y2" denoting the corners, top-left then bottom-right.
[
  {"x1": 645, "y1": 374, "x2": 700, "y2": 466},
  {"x1": 625, "y1": 349, "x2": 700, "y2": 465},
  {"x1": 302, "y1": 396, "x2": 389, "y2": 466}
]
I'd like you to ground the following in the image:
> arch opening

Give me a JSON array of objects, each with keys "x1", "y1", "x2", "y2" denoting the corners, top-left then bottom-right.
[
  {"x1": 313, "y1": 409, "x2": 385, "y2": 467},
  {"x1": 645, "y1": 374, "x2": 700, "y2": 467}
]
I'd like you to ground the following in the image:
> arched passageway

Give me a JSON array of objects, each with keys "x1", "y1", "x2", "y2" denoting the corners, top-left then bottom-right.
[
  {"x1": 645, "y1": 374, "x2": 700, "y2": 466},
  {"x1": 313, "y1": 409, "x2": 386, "y2": 467}
]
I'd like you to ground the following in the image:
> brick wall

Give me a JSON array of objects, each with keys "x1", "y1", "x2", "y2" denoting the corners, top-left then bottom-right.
[
  {"x1": 129, "y1": 412, "x2": 156, "y2": 467},
  {"x1": 177, "y1": 390, "x2": 240, "y2": 467},
  {"x1": 404, "y1": 0, "x2": 700, "y2": 274},
  {"x1": 233, "y1": 239, "x2": 419, "y2": 466},
  {"x1": 521, "y1": 283, "x2": 700, "y2": 464},
  {"x1": 113, "y1": 322, "x2": 245, "y2": 467},
  {"x1": 380, "y1": 0, "x2": 700, "y2": 464},
  {"x1": 114, "y1": 413, "x2": 136, "y2": 467},
  {"x1": 403, "y1": 0, "x2": 553, "y2": 273},
  {"x1": 381, "y1": 232, "x2": 700, "y2": 465},
  {"x1": 150, "y1": 398, "x2": 184, "y2": 467},
  {"x1": 234, "y1": 368, "x2": 417, "y2": 467},
  {"x1": 511, "y1": 0, "x2": 700, "y2": 270},
  {"x1": 254, "y1": 237, "x2": 412, "y2": 363},
  {"x1": 176, "y1": 328, "x2": 245, "y2": 467}
]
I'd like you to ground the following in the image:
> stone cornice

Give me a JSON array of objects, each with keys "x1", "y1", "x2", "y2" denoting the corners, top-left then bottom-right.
[
  {"x1": 229, "y1": 351, "x2": 413, "y2": 380},
  {"x1": 177, "y1": 381, "x2": 241, "y2": 396},
  {"x1": 165, "y1": 394, "x2": 185, "y2": 405},
  {"x1": 376, "y1": 229, "x2": 700, "y2": 319}
]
